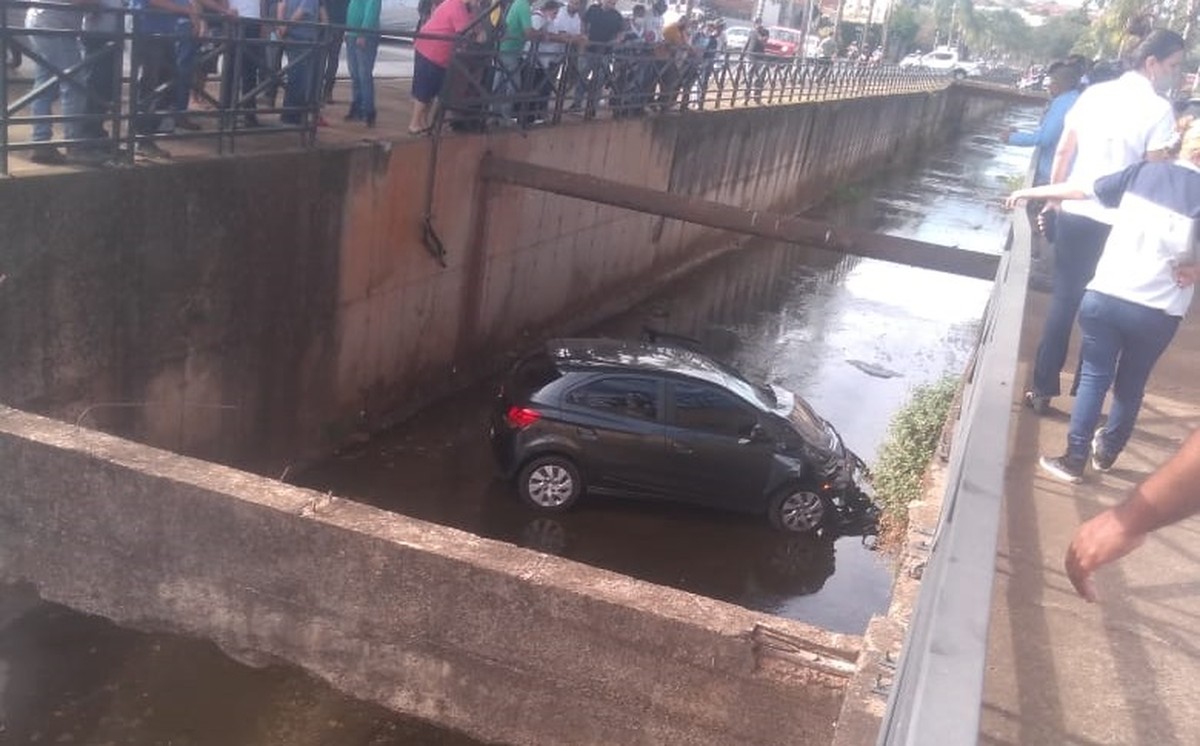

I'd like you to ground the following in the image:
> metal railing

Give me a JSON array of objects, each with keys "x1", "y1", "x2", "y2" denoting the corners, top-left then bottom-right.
[
  {"x1": 440, "y1": 44, "x2": 949, "y2": 130},
  {"x1": 2, "y1": 0, "x2": 335, "y2": 173},
  {"x1": 3, "y1": 0, "x2": 961, "y2": 172},
  {"x1": 876, "y1": 192, "x2": 1032, "y2": 742}
]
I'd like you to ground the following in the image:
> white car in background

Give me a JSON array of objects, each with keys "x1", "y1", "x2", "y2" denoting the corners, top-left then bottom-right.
[
  {"x1": 724, "y1": 26, "x2": 753, "y2": 51},
  {"x1": 918, "y1": 47, "x2": 980, "y2": 79},
  {"x1": 380, "y1": 0, "x2": 422, "y2": 32}
]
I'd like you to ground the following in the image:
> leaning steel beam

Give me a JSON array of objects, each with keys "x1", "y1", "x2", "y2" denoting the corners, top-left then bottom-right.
[{"x1": 479, "y1": 155, "x2": 1001, "y2": 281}]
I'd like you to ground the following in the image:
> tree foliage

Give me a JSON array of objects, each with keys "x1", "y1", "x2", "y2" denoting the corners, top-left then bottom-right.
[{"x1": 884, "y1": 0, "x2": 1088, "y2": 63}]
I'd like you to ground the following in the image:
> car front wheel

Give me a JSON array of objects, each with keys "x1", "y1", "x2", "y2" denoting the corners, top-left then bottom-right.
[
  {"x1": 518, "y1": 456, "x2": 582, "y2": 512},
  {"x1": 768, "y1": 487, "x2": 827, "y2": 534}
]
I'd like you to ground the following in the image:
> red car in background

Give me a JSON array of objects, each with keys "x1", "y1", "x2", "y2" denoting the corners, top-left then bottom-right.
[{"x1": 764, "y1": 26, "x2": 819, "y2": 58}]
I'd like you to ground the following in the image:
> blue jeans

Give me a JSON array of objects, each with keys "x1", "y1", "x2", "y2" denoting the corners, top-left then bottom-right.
[
  {"x1": 1031, "y1": 212, "x2": 1110, "y2": 398},
  {"x1": 346, "y1": 36, "x2": 378, "y2": 116},
  {"x1": 572, "y1": 52, "x2": 607, "y2": 110},
  {"x1": 1066, "y1": 291, "x2": 1179, "y2": 461},
  {"x1": 28, "y1": 23, "x2": 85, "y2": 142},
  {"x1": 282, "y1": 31, "x2": 318, "y2": 123},
  {"x1": 493, "y1": 52, "x2": 521, "y2": 119},
  {"x1": 174, "y1": 20, "x2": 196, "y2": 113}
]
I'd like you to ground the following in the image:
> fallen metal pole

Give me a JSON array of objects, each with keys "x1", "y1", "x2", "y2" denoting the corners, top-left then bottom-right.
[{"x1": 479, "y1": 155, "x2": 1000, "y2": 281}]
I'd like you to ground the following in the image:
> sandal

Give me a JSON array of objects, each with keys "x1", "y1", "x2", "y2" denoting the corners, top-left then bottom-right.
[{"x1": 407, "y1": 126, "x2": 433, "y2": 136}]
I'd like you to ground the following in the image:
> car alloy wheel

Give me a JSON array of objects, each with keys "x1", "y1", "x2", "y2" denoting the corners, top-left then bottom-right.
[
  {"x1": 770, "y1": 488, "x2": 826, "y2": 533},
  {"x1": 518, "y1": 456, "x2": 582, "y2": 511}
]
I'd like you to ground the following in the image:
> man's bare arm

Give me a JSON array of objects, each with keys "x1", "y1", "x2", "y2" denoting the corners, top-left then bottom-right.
[{"x1": 1065, "y1": 429, "x2": 1200, "y2": 602}]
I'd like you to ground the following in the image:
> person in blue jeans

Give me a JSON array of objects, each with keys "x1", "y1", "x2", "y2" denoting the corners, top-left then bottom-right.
[
  {"x1": 344, "y1": 0, "x2": 380, "y2": 126},
  {"x1": 275, "y1": 0, "x2": 324, "y2": 125},
  {"x1": 1023, "y1": 30, "x2": 1183, "y2": 415},
  {"x1": 1007, "y1": 119, "x2": 1200, "y2": 483},
  {"x1": 24, "y1": 0, "x2": 87, "y2": 165}
]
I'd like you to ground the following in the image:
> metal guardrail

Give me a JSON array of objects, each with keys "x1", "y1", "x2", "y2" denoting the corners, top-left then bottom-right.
[
  {"x1": 876, "y1": 192, "x2": 1032, "y2": 743},
  {"x1": 441, "y1": 46, "x2": 948, "y2": 130},
  {"x1": 1, "y1": 0, "x2": 349, "y2": 173},
  {"x1": 3, "y1": 0, "x2": 957, "y2": 172}
]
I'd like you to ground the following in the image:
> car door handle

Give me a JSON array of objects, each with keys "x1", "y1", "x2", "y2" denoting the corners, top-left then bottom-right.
[
  {"x1": 671, "y1": 440, "x2": 693, "y2": 454},
  {"x1": 577, "y1": 427, "x2": 599, "y2": 440}
]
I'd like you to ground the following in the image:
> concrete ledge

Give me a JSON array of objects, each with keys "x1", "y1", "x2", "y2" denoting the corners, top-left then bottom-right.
[{"x1": 0, "y1": 404, "x2": 860, "y2": 745}]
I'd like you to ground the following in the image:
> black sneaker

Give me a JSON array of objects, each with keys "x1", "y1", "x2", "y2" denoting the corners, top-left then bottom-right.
[
  {"x1": 29, "y1": 146, "x2": 68, "y2": 165},
  {"x1": 1091, "y1": 428, "x2": 1116, "y2": 472},
  {"x1": 135, "y1": 141, "x2": 172, "y2": 160},
  {"x1": 1039, "y1": 454, "x2": 1085, "y2": 484},
  {"x1": 1024, "y1": 390, "x2": 1050, "y2": 415}
]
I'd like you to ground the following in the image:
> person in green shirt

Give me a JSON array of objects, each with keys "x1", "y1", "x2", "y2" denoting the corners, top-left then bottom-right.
[
  {"x1": 345, "y1": 0, "x2": 382, "y2": 126},
  {"x1": 493, "y1": 0, "x2": 542, "y2": 121}
]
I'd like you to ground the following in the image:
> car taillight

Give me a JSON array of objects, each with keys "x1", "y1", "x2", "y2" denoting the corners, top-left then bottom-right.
[{"x1": 505, "y1": 406, "x2": 541, "y2": 430}]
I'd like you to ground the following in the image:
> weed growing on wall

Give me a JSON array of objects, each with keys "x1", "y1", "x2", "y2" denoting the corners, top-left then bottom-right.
[{"x1": 871, "y1": 375, "x2": 959, "y2": 540}]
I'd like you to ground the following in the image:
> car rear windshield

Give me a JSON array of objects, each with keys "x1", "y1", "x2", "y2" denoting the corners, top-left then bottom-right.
[{"x1": 509, "y1": 352, "x2": 562, "y2": 399}]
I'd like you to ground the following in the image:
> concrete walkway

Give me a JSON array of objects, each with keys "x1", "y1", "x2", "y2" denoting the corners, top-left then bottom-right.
[{"x1": 981, "y1": 287, "x2": 1200, "y2": 743}]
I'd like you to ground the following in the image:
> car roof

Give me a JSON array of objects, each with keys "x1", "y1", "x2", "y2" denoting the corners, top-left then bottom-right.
[{"x1": 544, "y1": 338, "x2": 765, "y2": 400}]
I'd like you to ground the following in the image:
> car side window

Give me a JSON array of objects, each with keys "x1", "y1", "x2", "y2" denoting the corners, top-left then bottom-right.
[
  {"x1": 566, "y1": 377, "x2": 660, "y2": 422},
  {"x1": 670, "y1": 382, "x2": 759, "y2": 438}
]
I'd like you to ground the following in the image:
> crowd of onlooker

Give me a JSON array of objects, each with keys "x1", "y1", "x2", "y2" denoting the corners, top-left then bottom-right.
[
  {"x1": 8, "y1": 0, "x2": 925, "y2": 162},
  {"x1": 409, "y1": 1, "x2": 897, "y2": 133},
  {"x1": 10, "y1": 0, "x2": 383, "y2": 164}
]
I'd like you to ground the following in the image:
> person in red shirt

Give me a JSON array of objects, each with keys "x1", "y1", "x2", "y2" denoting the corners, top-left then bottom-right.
[{"x1": 409, "y1": 0, "x2": 476, "y2": 134}]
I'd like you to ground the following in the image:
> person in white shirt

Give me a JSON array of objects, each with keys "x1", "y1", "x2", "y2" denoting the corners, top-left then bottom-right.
[
  {"x1": 522, "y1": 0, "x2": 561, "y2": 122},
  {"x1": 544, "y1": 0, "x2": 583, "y2": 113},
  {"x1": 1023, "y1": 29, "x2": 1184, "y2": 416},
  {"x1": 1008, "y1": 118, "x2": 1200, "y2": 483}
]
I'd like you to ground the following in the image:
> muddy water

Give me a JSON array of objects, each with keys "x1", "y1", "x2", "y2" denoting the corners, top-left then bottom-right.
[{"x1": 0, "y1": 107, "x2": 1038, "y2": 744}]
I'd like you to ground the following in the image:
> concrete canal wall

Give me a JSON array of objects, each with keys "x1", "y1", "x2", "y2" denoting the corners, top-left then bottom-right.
[
  {"x1": 0, "y1": 404, "x2": 859, "y2": 745},
  {"x1": 0, "y1": 87, "x2": 1003, "y2": 471}
]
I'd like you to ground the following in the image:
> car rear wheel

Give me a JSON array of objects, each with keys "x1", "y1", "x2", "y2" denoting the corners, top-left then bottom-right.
[
  {"x1": 768, "y1": 487, "x2": 827, "y2": 534},
  {"x1": 518, "y1": 456, "x2": 582, "y2": 512}
]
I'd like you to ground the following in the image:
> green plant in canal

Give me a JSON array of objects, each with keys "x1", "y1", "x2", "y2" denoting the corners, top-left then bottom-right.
[{"x1": 871, "y1": 375, "x2": 959, "y2": 535}]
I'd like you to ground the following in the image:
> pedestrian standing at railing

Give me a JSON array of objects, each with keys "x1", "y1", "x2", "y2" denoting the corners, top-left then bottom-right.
[
  {"x1": 130, "y1": 0, "x2": 194, "y2": 158},
  {"x1": 166, "y1": 0, "x2": 208, "y2": 132},
  {"x1": 544, "y1": 0, "x2": 582, "y2": 101},
  {"x1": 408, "y1": 0, "x2": 475, "y2": 135},
  {"x1": 320, "y1": 0, "x2": 348, "y2": 103},
  {"x1": 80, "y1": 0, "x2": 124, "y2": 148},
  {"x1": 494, "y1": 0, "x2": 534, "y2": 122},
  {"x1": 343, "y1": 0, "x2": 380, "y2": 125},
  {"x1": 275, "y1": 0, "x2": 325, "y2": 125},
  {"x1": 521, "y1": 0, "x2": 561, "y2": 124},
  {"x1": 656, "y1": 16, "x2": 693, "y2": 110},
  {"x1": 223, "y1": 0, "x2": 267, "y2": 127},
  {"x1": 24, "y1": 0, "x2": 89, "y2": 165},
  {"x1": 570, "y1": 0, "x2": 621, "y2": 114},
  {"x1": 741, "y1": 25, "x2": 766, "y2": 104}
]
